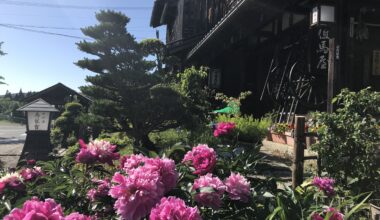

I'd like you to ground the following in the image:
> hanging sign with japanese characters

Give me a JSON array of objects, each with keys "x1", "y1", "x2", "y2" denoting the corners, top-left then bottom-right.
[
  {"x1": 316, "y1": 27, "x2": 331, "y2": 71},
  {"x1": 27, "y1": 112, "x2": 50, "y2": 131}
]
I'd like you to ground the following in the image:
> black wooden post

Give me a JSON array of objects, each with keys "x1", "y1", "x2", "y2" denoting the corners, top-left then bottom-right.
[
  {"x1": 327, "y1": 38, "x2": 336, "y2": 113},
  {"x1": 292, "y1": 116, "x2": 305, "y2": 188}
]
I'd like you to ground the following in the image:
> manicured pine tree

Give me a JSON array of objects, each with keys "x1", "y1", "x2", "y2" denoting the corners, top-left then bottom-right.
[{"x1": 76, "y1": 10, "x2": 187, "y2": 152}]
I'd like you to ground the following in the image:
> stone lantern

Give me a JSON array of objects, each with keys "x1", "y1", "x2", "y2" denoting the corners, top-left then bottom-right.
[{"x1": 17, "y1": 99, "x2": 58, "y2": 161}]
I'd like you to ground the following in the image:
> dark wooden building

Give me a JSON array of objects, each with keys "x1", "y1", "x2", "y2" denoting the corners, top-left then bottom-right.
[
  {"x1": 151, "y1": 0, "x2": 380, "y2": 119},
  {"x1": 23, "y1": 83, "x2": 92, "y2": 112}
]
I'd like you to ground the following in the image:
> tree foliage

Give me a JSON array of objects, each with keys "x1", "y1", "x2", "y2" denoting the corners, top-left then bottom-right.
[
  {"x1": 76, "y1": 10, "x2": 193, "y2": 151},
  {"x1": 51, "y1": 102, "x2": 85, "y2": 148},
  {"x1": 0, "y1": 42, "x2": 6, "y2": 85},
  {"x1": 311, "y1": 87, "x2": 380, "y2": 194}
]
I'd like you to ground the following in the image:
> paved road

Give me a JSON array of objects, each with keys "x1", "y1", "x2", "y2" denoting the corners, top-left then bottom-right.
[{"x1": 0, "y1": 123, "x2": 26, "y2": 168}]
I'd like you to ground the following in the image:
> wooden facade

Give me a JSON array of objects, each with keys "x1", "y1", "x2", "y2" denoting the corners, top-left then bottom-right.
[{"x1": 151, "y1": 0, "x2": 380, "y2": 117}]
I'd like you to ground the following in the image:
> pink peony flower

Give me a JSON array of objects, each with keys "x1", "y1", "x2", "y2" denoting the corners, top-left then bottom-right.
[
  {"x1": 4, "y1": 197, "x2": 64, "y2": 220},
  {"x1": 326, "y1": 208, "x2": 344, "y2": 220},
  {"x1": 312, "y1": 176, "x2": 335, "y2": 196},
  {"x1": 111, "y1": 155, "x2": 178, "y2": 219},
  {"x1": 87, "y1": 178, "x2": 111, "y2": 202},
  {"x1": 213, "y1": 122, "x2": 236, "y2": 137},
  {"x1": 119, "y1": 154, "x2": 146, "y2": 173},
  {"x1": 312, "y1": 207, "x2": 344, "y2": 220},
  {"x1": 311, "y1": 213, "x2": 324, "y2": 220},
  {"x1": 0, "y1": 181, "x2": 5, "y2": 194},
  {"x1": 76, "y1": 139, "x2": 120, "y2": 165},
  {"x1": 182, "y1": 144, "x2": 217, "y2": 175},
  {"x1": 65, "y1": 212, "x2": 93, "y2": 220},
  {"x1": 149, "y1": 196, "x2": 202, "y2": 220},
  {"x1": 120, "y1": 155, "x2": 178, "y2": 193},
  {"x1": 76, "y1": 139, "x2": 97, "y2": 164},
  {"x1": 20, "y1": 166, "x2": 44, "y2": 182},
  {"x1": 0, "y1": 172, "x2": 25, "y2": 193},
  {"x1": 224, "y1": 172, "x2": 251, "y2": 202},
  {"x1": 192, "y1": 173, "x2": 226, "y2": 209},
  {"x1": 144, "y1": 157, "x2": 178, "y2": 193},
  {"x1": 109, "y1": 169, "x2": 165, "y2": 220}
]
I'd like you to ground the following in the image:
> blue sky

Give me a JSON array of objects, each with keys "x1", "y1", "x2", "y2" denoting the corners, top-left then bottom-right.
[{"x1": 0, "y1": 0, "x2": 165, "y2": 95}]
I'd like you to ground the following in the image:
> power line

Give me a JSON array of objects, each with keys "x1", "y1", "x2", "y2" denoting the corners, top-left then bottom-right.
[
  {"x1": 0, "y1": 24, "x2": 90, "y2": 40},
  {"x1": 0, "y1": 24, "x2": 156, "y2": 41},
  {"x1": 0, "y1": 23, "x2": 157, "y2": 31},
  {"x1": 0, "y1": 23, "x2": 80, "y2": 30},
  {"x1": 0, "y1": 0, "x2": 152, "y2": 10}
]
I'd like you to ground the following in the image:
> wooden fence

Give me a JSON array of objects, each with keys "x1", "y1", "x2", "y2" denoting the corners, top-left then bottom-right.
[{"x1": 292, "y1": 116, "x2": 321, "y2": 188}]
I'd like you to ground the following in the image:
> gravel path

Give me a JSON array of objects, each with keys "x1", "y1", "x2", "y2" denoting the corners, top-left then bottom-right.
[{"x1": 0, "y1": 122, "x2": 26, "y2": 168}]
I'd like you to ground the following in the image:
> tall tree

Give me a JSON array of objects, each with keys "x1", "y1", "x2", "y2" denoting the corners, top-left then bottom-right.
[
  {"x1": 0, "y1": 42, "x2": 6, "y2": 85},
  {"x1": 76, "y1": 10, "x2": 188, "y2": 151},
  {"x1": 4, "y1": 90, "x2": 12, "y2": 99},
  {"x1": 14, "y1": 89, "x2": 25, "y2": 101}
]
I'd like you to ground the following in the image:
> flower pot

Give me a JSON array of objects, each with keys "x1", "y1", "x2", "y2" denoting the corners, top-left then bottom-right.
[
  {"x1": 370, "y1": 200, "x2": 380, "y2": 220},
  {"x1": 270, "y1": 133, "x2": 287, "y2": 145},
  {"x1": 286, "y1": 134, "x2": 294, "y2": 146}
]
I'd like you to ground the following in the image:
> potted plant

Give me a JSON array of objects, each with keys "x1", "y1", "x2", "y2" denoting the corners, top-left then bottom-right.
[{"x1": 269, "y1": 123, "x2": 288, "y2": 144}]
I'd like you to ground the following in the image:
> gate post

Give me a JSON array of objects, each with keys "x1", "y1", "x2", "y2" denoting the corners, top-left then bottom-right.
[{"x1": 292, "y1": 116, "x2": 305, "y2": 188}]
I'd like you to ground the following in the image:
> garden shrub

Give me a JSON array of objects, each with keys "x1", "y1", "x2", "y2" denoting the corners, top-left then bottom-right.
[
  {"x1": 187, "y1": 124, "x2": 222, "y2": 147},
  {"x1": 0, "y1": 134, "x2": 372, "y2": 219},
  {"x1": 50, "y1": 102, "x2": 86, "y2": 149},
  {"x1": 98, "y1": 132, "x2": 133, "y2": 156},
  {"x1": 311, "y1": 87, "x2": 380, "y2": 194},
  {"x1": 216, "y1": 114, "x2": 271, "y2": 143},
  {"x1": 149, "y1": 128, "x2": 189, "y2": 149},
  {"x1": 268, "y1": 179, "x2": 371, "y2": 220}
]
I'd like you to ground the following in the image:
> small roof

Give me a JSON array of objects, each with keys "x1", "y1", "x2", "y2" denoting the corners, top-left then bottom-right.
[
  {"x1": 23, "y1": 83, "x2": 92, "y2": 107},
  {"x1": 17, "y1": 98, "x2": 59, "y2": 112}
]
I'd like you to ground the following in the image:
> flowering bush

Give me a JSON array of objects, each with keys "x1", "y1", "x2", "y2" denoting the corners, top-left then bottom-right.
[
  {"x1": 192, "y1": 173, "x2": 226, "y2": 209},
  {"x1": 311, "y1": 88, "x2": 380, "y2": 194},
  {"x1": 76, "y1": 139, "x2": 120, "y2": 165},
  {"x1": 312, "y1": 207, "x2": 344, "y2": 220},
  {"x1": 213, "y1": 122, "x2": 235, "y2": 137},
  {"x1": 4, "y1": 197, "x2": 93, "y2": 220},
  {"x1": 0, "y1": 135, "x2": 371, "y2": 219},
  {"x1": 224, "y1": 172, "x2": 251, "y2": 202},
  {"x1": 150, "y1": 197, "x2": 201, "y2": 220},
  {"x1": 20, "y1": 166, "x2": 44, "y2": 182},
  {"x1": 215, "y1": 114, "x2": 271, "y2": 143},
  {"x1": 86, "y1": 178, "x2": 111, "y2": 202},
  {"x1": 0, "y1": 172, "x2": 25, "y2": 194},
  {"x1": 182, "y1": 144, "x2": 217, "y2": 175},
  {"x1": 109, "y1": 171, "x2": 164, "y2": 219},
  {"x1": 4, "y1": 197, "x2": 64, "y2": 220},
  {"x1": 109, "y1": 155, "x2": 178, "y2": 219},
  {"x1": 268, "y1": 177, "x2": 371, "y2": 220},
  {"x1": 312, "y1": 176, "x2": 335, "y2": 196}
]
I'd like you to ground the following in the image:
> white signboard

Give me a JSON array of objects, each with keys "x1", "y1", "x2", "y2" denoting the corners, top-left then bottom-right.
[
  {"x1": 311, "y1": 7, "x2": 318, "y2": 25},
  {"x1": 27, "y1": 112, "x2": 50, "y2": 131}
]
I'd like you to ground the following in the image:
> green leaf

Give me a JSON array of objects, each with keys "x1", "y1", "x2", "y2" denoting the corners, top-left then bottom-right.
[
  {"x1": 148, "y1": 150, "x2": 159, "y2": 158},
  {"x1": 344, "y1": 193, "x2": 372, "y2": 220},
  {"x1": 266, "y1": 207, "x2": 284, "y2": 220},
  {"x1": 263, "y1": 192, "x2": 275, "y2": 198}
]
